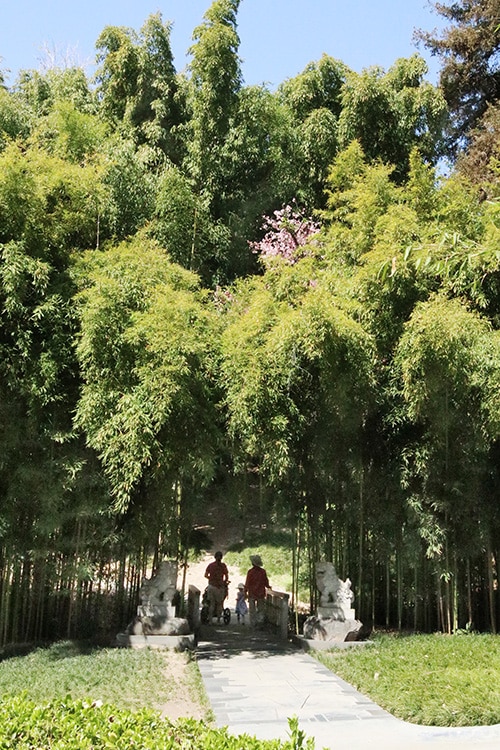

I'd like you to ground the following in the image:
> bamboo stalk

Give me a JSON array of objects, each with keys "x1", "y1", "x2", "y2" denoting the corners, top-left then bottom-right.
[
  {"x1": 0, "y1": 553, "x2": 11, "y2": 648},
  {"x1": 487, "y1": 546, "x2": 497, "y2": 634},
  {"x1": 385, "y1": 556, "x2": 390, "y2": 629},
  {"x1": 466, "y1": 557, "x2": 473, "y2": 630},
  {"x1": 358, "y1": 466, "x2": 364, "y2": 621}
]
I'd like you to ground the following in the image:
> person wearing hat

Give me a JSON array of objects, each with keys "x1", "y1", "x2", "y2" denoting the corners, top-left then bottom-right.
[
  {"x1": 204, "y1": 551, "x2": 229, "y2": 623},
  {"x1": 235, "y1": 583, "x2": 248, "y2": 625},
  {"x1": 244, "y1": 554, "x2": 269, "y2": 628}
]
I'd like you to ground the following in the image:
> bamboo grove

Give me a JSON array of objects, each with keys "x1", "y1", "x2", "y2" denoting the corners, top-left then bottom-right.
[{"x1": 0, "y1": 1, "x2": 499, "y2": 644}]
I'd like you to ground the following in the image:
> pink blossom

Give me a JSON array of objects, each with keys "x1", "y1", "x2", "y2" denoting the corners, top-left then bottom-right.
[{"x1": 249, "y1": 205, "x2": 320, "y2": 265}]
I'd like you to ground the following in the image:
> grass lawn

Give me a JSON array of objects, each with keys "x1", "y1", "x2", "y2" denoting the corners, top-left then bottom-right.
[
  {"x1": 0, "y1": 641, "x2": 207, "y2": 716},
  {"x1": 224, "y1": 529, "x2": 309, "y2": 601},
  {"x1": 315, "y1": 632, "x2": 500, "y2": 727}
]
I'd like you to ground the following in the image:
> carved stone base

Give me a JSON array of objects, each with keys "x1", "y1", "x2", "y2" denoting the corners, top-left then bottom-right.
[
  {"x1": 115, "y1": 632, "x2": 195, "y2": 651},
  {"x1": 137, "y1": 603, "x2": 176, "y2": 620},
  {"x1": 303, "y1": 615, "x2": 364, "y2": 642},
  {"x1": 127, "y1": 614, "x2": 190, "y2": 637},
  {"x1": 317, "y1": 605, "x2": 356, "y2": 622}
]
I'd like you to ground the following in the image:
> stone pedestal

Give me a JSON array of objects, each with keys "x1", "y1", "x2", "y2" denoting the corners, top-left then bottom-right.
[
  {"x1": 317, "y1": 604, "x2": 356, "y2": 621},
  {"x1": 303, "y1": 615, "x2": 364, "y2": 642},
  {"x1": 116, "y1": 560, "x2": 193, "y2": 651},
  {"x1": 301, "y1": 561, "x2": 367, "y2": 645},
  {"x1": 137, "y1": 603, "x2": 176, "y2": 620}
]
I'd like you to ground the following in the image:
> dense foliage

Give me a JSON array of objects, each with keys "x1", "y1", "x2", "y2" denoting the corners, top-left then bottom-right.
[
  {"x1": 0, "y1": 697, "x2": 305, "y2": 749},
  {"x1": 0, "y1": 0, "x2": 499, "y2": 645}
]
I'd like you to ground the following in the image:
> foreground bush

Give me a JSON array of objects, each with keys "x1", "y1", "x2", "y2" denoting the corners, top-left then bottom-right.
[{"x1": 0, "y1": 695, "x2": 311, "y2": 750}]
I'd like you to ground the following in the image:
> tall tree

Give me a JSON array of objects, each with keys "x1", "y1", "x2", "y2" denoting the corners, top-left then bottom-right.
[
  {"x1": 278, "y1": 54, "x2": 348, "y2": 122},
  {"x1": 31, "y1": 101, "x2": 108, "y2": 164},
  {"x1": 186, "y1": 0, "x2": 242, "y2": 211},
  {"x1": 74, "y1": 238, "x2": 221, "y2": 513},
  {"x1": 95, "y1": 14, "x2": 184, "y2": 161},
  {"x1": 456, "y1": 102, "x2": 500, "y2": 190},
  {"x1": 15, "y1": 67, "x2": 97, "y2": 117},
  {"x1": 101, "y1": 138, "x2": 157, "y2": 241},
  {"x1": 0, "y1": 87, "x2": 32, "y2": 147},
  {"x1": 322, "y1": 140, "x2": 400, "y2": 264},
  {"x1": 277, "y1": 55, "x2": 349, "y2": 207},
  {"x1": 338, "y1": 55, "x2": 447, "y2": 180},
  {"x1": 149, "y1": 164, "x2": 233, "y2": 285},
  {"x1": 393, "y1": 294, "x2": 500, "y2": 628},
  {"x1": 417, "y1": 0, "x2": 500, "y2": 150},
  {"x1": 221, "y1": 255, "x2": 374, "y2": 554}
]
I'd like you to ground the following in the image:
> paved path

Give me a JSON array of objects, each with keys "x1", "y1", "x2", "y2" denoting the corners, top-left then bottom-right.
[{"x1": 196, "y1": 624, "x2": 500, "y2": 750}]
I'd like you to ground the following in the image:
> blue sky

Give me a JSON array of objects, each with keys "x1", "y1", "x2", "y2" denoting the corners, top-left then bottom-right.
[{"x1": 1, "y1": 0, "x2": 446, "y2": 88}]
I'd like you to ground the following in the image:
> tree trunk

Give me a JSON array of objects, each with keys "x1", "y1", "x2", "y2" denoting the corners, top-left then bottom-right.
[
  {"x1": 67, "y1": 518, "x2": 83, "y2": 638},
  {"x1": 452, "y1": 552, "x2": 458, "y2": 633},
  {"x1": 437, "y1": 573, "x2": 445, "y2": 633},
  {"x1": 0, "y1": 554, "x2": 11, "y2": 647},
  {"x1": 34, "y1": 556, "x2": 47, "y2": 642},
  {"x1": 397, "y1": 548, "x2": 403, "y2": 632},
  {"x1": 413, "y1": 561, "x2": 418, "y2": 633},
  {"x1": 371, "y1": 552, "x2": 376, "y2": 627},
  {"x1": 10, "y1": 560, "x2": 22, "y2": 643}
]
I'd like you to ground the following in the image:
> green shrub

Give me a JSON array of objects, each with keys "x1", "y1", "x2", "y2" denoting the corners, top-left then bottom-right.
[{"x1": 0, "y1": 695, "x2": 310, "y2": 749}]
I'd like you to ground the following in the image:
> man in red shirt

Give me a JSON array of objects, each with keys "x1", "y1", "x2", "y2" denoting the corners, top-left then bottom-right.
[
  {"x1": 204, "y1": 551, "x2": 229, "y2": 623},
  {"x1": 245, "y1": 554, "x2": 269, "y2": 628}
]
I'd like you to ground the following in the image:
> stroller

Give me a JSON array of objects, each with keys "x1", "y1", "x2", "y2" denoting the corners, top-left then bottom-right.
[{"x1": 200, "y1": 582, "x2": 231, "y2": 625}]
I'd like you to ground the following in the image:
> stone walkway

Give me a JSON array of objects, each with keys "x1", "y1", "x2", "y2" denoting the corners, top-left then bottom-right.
[{"x1": 196, "y1": 623, "x2": 500, "y2": 750}]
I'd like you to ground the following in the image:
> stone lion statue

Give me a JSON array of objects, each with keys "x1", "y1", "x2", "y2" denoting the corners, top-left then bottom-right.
[
  {"x1": 139, "y1": 560, "x2": 177, "y2": 605},
  {"x1": 315, "y1": 561, "x2": 341, "y2": 607}
]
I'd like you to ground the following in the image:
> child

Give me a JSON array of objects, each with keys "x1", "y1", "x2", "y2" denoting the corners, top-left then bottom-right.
[{"x1": 235, "y1": 583, "x2": 248, "y2": 625}]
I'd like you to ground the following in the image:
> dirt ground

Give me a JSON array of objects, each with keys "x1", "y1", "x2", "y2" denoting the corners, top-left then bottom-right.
[
  {"x1": 160, "y1": 551, "x2": 244, "y2": 722},
  {"x1": 158, "y1": 512, "x2": 267, "y2": 721}
]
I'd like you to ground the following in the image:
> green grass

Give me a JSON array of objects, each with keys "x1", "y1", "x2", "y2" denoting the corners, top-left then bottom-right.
[
  {"x1": 315, "y1": 632, "x2": 500, "y2": 727},
  {"x1": 225, "y1": 529, "x2": 309, "y2": 599},
  {"x1": 0, "y1": 641, "x2": 205, "y2": 714}
]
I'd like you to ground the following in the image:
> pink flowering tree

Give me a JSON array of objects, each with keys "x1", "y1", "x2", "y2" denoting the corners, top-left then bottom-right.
[{"x1": 250, "y1": 205, "x2": 320, "y2": 265}]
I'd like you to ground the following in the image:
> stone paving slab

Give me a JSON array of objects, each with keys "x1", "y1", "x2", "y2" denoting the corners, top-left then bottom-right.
[{"x1": 196, "y1": 624, "x2": 500, "y2": 750}]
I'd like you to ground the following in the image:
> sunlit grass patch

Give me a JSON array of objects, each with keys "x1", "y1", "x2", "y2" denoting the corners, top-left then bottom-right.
[
  {"x1": 315, "y1": 632, "x2": 500, "y2": 726},
  {"x1": 0, "y1": 641, "x2": 199, "y2": 713}
]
